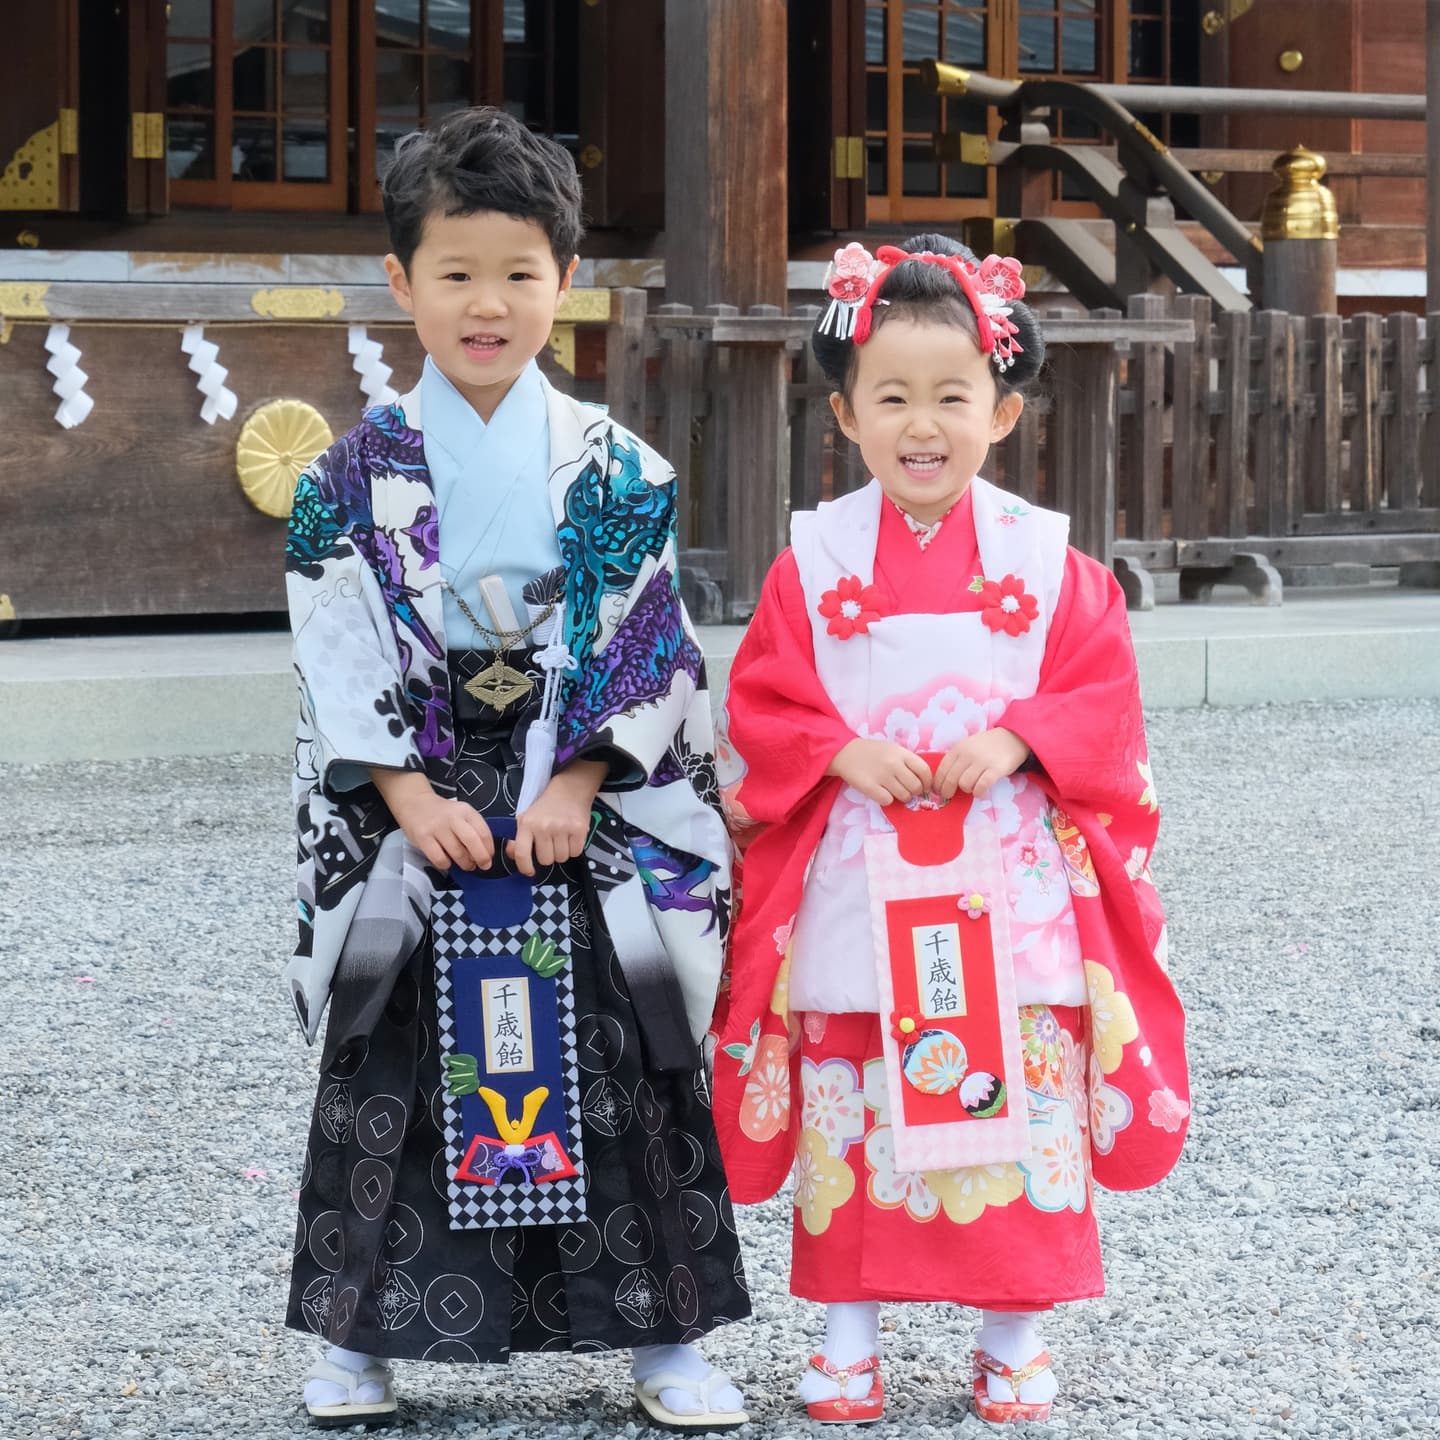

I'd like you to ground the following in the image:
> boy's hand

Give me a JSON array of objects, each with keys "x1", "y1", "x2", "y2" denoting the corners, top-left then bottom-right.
[
  {"x1": 933, "y1": 728, "x2": 1030, "y2": 800},
  {"x1": 827, "y1": 738, "x2": 932, "y2": 806},
  {"x1": 509, "y1": 759, "x2": 608, "y2": 877},
  {"x1": 370, "y1": 767, "x2": 494, "y2": 871}
]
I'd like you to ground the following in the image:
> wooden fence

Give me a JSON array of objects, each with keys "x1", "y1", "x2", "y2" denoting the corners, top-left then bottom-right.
[
  {"x1": 8, "y1": 278, "x2": 1436, "y2": 626},
  {"x1": 603, "y1": 288, "x2": 1440, "y2": 619}
]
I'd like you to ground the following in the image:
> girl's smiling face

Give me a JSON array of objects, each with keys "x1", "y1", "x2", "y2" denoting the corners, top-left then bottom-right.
[{"x1": 830, "y1": 316, "x2": 1024, "y2": 525}]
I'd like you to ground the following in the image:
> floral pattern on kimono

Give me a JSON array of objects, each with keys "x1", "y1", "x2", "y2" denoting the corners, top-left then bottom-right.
[{"x1": 712, "y1": 481, "x2": 1189, "y2": 1212}]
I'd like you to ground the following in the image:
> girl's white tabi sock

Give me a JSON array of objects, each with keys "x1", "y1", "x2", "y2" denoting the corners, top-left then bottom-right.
[
  {"x1": 796, "y1": 1301, "x2": 881, "y2": 1404},
  {"x1": 632, "y1": 1342, "x2": 745, "y2": 1416},
  {"x1": 303, "y1": 1344, "x2": 389, "y2": 1409},
  {"x1": 976, "y1": 1310, "x2": 1059, "y2": 1406}
]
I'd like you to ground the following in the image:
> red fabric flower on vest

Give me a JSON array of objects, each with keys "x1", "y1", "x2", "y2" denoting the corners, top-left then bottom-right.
[
  {"x1": 979, "y1": 573, "x2": 1039, "y2": 636},
  {"x1": 818, "y1": 575, "x2": 884, "y2": 639}
]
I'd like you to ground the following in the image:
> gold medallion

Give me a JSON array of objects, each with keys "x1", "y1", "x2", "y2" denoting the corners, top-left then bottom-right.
[{"x1": 463, "y1": 661, "x2": 535, "y2": 712}]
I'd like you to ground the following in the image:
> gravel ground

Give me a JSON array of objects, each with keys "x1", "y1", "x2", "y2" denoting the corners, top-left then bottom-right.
[{"x1": 2, "y1": 699, "x2": 1438, "y2": 1440}]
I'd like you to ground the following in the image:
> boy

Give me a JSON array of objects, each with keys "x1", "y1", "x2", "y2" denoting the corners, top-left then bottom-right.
[{"x1": 283, "y1": 108, "x2": 749, "y2": 1428}]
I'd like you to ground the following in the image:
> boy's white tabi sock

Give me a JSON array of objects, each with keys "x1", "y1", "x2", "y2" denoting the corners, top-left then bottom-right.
[
  {"x1": 631, "y1": 1342, "x2": 745, "y2": 1416},
  {"x1": 303, "y1": 1344, "x2": 389, "y2": 1408},
  {"x1": 976, "y1": 1310, "x2": 1059, "y2": 1406},
  {"x1": 796, "y1": 1300, "x2": 881, "y2": 1404}
]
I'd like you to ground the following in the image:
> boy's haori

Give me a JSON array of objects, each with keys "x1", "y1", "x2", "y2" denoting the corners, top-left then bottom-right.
[
  {"x1": 284, "y1": 377, "x2": 750, "y2": 1394},
  {"x1": 285, "y1": 387, "x2": 732, "y2": 1064}
]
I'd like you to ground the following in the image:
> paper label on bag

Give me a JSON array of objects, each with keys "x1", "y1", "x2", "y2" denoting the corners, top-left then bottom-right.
[
  {"x1": 914, "y1": 924, "x2": 965, "y2": 1017},
  {"x1": 865, "y1": 807, "x2": 1030, "y2": 1171}
]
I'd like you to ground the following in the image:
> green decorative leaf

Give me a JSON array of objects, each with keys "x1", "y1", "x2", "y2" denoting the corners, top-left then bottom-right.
[
  {"x1": 721, "y1": 1042, "x2": 749, "y2": 1061},
  {"x1": 967, "y1": 575, "x2": 987, "y2": 594},
  {"x1": 522, "y1": 932, "x2": 569, "y2": 978},
  {"x1": 445, "y1": 1053, "x2": 480, "y2": 1097}
]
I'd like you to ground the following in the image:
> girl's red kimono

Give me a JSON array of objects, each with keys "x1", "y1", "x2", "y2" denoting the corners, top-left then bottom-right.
[{"x1": 711, "y1": 477, "x2": 1189, "y2": 1309}]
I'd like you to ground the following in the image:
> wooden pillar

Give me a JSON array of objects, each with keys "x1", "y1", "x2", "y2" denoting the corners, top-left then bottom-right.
[
  {"x1": 663, "y1": 0, "x2": 787, "y2": 309},
  {"x1": 664, "y1": 0, "x2": 788, "y2": 619},
  {"x1": 1430, "y1": 1, "x2": 1440, "y2": 311}
]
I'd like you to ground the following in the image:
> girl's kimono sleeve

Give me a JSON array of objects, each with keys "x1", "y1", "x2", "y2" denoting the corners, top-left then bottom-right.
[
  {"x1": 712, "y1": 549, "x2": 856, "y2": 1202},
  {"x1": 1001, "y1": 548, "x2": 1190, "y2": 1191},
  {"x1": 722, "y1": 549, "x2": 856, "y2": 826},
  {"x1": 286, "y1": 453, "x2": 426, "y2": 800},
  {"x1": 1001, "y1": 550, "x2": 1151, "y2": 826}
]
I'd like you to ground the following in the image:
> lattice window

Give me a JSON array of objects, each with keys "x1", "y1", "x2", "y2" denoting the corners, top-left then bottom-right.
[
  {"x1": 865, "y1": 0, "x2": 996, "y2": 223},
  {"x1": 861, "y1": 1, "x2": 1198, "y2": 220},
  {"x1": 166, "y1": 0, "x2": 347, "y2": 209}
]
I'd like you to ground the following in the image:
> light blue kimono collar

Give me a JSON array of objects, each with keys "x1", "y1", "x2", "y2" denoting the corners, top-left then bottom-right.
[{"x1": 419, "y1": 355, "x2": 548, "y2": 470}]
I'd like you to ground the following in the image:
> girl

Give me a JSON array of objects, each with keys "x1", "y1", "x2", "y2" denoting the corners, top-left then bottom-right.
[{"x1": 711, "y1": 235, "x2": 1189, "y2": 1424}]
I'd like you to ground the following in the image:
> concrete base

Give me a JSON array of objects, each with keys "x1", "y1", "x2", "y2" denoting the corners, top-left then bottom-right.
[
  {"x1": 1275, "y1": 562, "x2": 1373, "y2": 590},
  {"x1": 3, "y1": 594, "x2": 1439, "y2": 764}
]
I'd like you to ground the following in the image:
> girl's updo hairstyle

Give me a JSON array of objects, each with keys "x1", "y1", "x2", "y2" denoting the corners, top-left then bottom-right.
[{"x1": 812, "y1": 232, "x2": 1045, "y2": 405}]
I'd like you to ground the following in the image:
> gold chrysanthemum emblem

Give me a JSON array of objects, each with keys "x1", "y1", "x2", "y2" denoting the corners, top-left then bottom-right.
[{"x1": 235, "y1": 399, "x2": 334, "y2": 518}]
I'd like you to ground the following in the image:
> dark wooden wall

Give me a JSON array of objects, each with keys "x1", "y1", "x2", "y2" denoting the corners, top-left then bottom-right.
[{"x1": 2, "y1": 324, "x2": 426, "y2": 621}]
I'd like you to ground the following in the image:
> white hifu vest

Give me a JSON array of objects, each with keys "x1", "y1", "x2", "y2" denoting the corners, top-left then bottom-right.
[{"x1": 787, "y1": 477, "x2": 1087, "y2": 1012}]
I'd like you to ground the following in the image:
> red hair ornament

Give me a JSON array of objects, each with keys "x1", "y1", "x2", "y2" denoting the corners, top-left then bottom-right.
[{"x1": 819, "y1": 243, "x2": 1026, "y2": 372}]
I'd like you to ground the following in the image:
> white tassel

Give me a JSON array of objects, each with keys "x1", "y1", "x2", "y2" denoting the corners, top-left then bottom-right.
[
  {"x1": 818, "y1": 297, "x2": 861, "y2": 341},
  {"x1": 180, "y1": 324, "x2": 238, "y2": 425},
  {"x1": 516, "y1": 625, "x2": 578, "y2": 815},
  {"x1": 44, "y1": 324, "x2": 94, "y2": 429},
  {"x1": 348, "y1": 324, "x2": 399, "y2": 407}
]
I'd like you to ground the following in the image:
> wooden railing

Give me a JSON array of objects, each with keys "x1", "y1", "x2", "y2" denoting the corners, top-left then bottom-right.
[
  {"x1": 1098, "y1": 294, "x2": 1440, "y2": 600},
  {"x1": 604, "y1": 288, "x2": 1440, "y2": 619}
]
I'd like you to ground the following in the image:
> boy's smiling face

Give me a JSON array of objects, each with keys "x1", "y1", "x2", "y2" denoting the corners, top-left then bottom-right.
[{"x1": 385, "y1": 209, "x2": 577, "y2": 421}]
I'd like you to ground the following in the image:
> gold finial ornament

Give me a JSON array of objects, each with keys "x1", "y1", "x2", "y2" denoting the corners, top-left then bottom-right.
[
  {"x1": 1278, "y1": 50, "x2": 1303, "y2": 74},
  {"x1": 235, "y1": 399, "x2": 334, "y2": 518},
  {"x1": 1260, "y1": 146, "x2": 1338, "y2": 242}
]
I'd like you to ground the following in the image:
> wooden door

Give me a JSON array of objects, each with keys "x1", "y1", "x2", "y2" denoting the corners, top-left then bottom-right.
[
  {"x1": 578, "y1": 0, "x2": 664, "y2": 228},
  {"x1": 789, "y1": 0, "x2": 867, "y2": 233},
  {"x1": 355, "y1": 1, "x2": 503, "y2": 215},
  {"x1": 0, "y1": 1, "x2": 81, "y2": 214},
  {"x1": 129, "y1": 0, "x2": 170, "y2": 216}
]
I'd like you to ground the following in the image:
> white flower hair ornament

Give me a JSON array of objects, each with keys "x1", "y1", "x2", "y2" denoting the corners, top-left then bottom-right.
[{"x1": 821, "y1": 243, "x2": 1028, "y2": 372}]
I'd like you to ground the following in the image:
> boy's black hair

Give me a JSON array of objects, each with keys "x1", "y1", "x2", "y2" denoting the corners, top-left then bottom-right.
[
  {"x1": 382, "y1": 107, "x2": 584, "y2": 274},
  {"x1": 813, "y1": 232, "x2": 1045, "y2": 403}
]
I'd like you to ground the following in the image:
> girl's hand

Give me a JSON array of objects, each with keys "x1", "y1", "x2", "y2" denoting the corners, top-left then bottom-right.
[
  {"x1": 933, "y1": 728, "x2": 1030, "y2": 800},
  {"x1": 370, "y1": 768, "x2": 494, "y2": 871},
  {"x1": 509, "y1": 759, "x2": 608, "y2": 877},
  {"x1": 827, "y1": 738, "x2": 932, "y2": 806}
]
